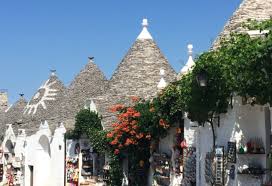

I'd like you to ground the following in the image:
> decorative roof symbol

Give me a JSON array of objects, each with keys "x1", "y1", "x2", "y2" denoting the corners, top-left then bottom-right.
[
  {"x1": 157, "y1": 68, "x2": 167, "y2": 89},
  {"x1": 90, "y1": 100, "x2": 97, "y2": 113},
  {"x1": 137, "y1": 18, "x2": 153, "y2": 40},
  {"x1": 180, "y1": 44, "x2": 195, "y2": 75},
  {"x1": 50, "y1": 69, "x2": 56, "y2": 76},
  {"x1": 23, "y1": 79, "x2": 58, "y2": 115}
]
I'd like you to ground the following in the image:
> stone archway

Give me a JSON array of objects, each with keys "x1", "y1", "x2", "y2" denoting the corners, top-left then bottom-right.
[
  {"x1": 4, "y1": 140, "x2": 14, "y2": 154},
  {"x1": 39, "y1": 135, "x2": 51, "y2": 157}
]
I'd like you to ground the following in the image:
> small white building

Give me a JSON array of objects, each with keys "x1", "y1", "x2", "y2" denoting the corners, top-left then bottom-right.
[{"x1": 0, "y1": 121, "x2": 66, "y2": 186}]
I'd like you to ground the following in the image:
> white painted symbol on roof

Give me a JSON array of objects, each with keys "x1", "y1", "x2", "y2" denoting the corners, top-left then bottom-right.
[{"x1": 23, "y1": 79, "x2": 58, "y2": 115}]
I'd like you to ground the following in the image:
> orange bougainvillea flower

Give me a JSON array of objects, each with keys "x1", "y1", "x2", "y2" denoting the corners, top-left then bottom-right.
[
  {"x1": 124, "y1": 138, "x2": 133, "y2": 146},
  {"x1": 136, "y1": 133, "x2": 144, "y2": 139},
  {"x1": 114, "y1": 149, "x2": 120, "y2": 155},
  {"x1": 110, "y1": 138, "x2": 118, "y2": 145},
  {"x1": 107, "y1": 132, "x2": 114, "y2": 138},
  {"x1": 111, "y1": 123, "x2": 119, "y2": 127},
  {"x1": 129, "y1": 130, "x2": 136, "y2": 135},
  {"x1": 131, "y1": 96, "x2": 140, "y2": 102},
  {"x1": 132, "y1": 125, "x2": 138, "y2": 130},
  {"x1": 126, "y1": 107, "x2": 135, "y2": 113},
  {"x1": 159, "y1": 118, "x2": 170, "y2": 129},
  {"x1": 159, "y1": 119, "x2": 166, "y2": 126},
  {"x1": 122, "y1": 127, "x2": 130, "y2": 133},
  {"x1": 132, "y1": 120, "x2": 138, "y2": 125},
  {"x1": 133, "y1": 112, "x2": 141, "y2": 117},
  {"x1": 109, "y1": 104, "x2": 125, "y2": 113}
]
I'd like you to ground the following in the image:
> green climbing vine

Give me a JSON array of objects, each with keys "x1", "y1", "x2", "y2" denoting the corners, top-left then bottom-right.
[{"x1": 162, "y1": 19, "x2": 272, "y2": 125}]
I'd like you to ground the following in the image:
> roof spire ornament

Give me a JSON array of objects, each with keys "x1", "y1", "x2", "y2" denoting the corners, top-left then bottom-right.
[
  {"x1": 89, "y1": 99, "x2": 98, "y2": 113},
  {"x1": 137, "y1": 18, "x2": 153, "y2": 40},
  {"x1": 180, "y1": 44, "x2": 195, "y2": 75},
  {"x1": 88, "y1": 56, "x2": 94, "y2": 62},
  {"x1": 157, "y1": 68, "x2": 167, "y2": 90},
  {"x1": 50, "y1": 69, "x2": 56, "y2": 76}
]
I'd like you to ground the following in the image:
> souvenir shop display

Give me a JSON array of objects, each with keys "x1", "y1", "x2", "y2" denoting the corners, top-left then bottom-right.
[
  {"x1": 215, "y1": 146, "x2": 224, "y2": 185},
  {"x1": 173, "y1": 147, "x2": 183, "y2": 174},
  {"x1": 66, "y1": 157, "x2": 79, "y2": 186},
  {"x1": 152, "y1": 153, "x2": 171, "y2": 186},
  {"x1": 81, "y1": 149, "x2": 93, "y2": 177},
  {"x1": 237, "y1": 161, "x2": 265, "y2": 175},
  {"x1": 6, "y1": 164, "x2": 14, "y2": 186},
  {"x1": 173, "y1": 127, "x2": 183, "y2": 174},
  {"x1": 238, "y1": 137, "x2": 265, "y2": 154},
  {"x1": 0, "y1": 164, "x2": 3, "y2": 182},
  {"x1": 227, "y1": 142, "x2": 236, "y2": 163},
  {"x1": 205, "y1": 152, "x2": 215, "y2": 184},
  {"x1": 182, "y1": 147, "x2": 196, "y2": 185},
  {"x1": 102, "y1": 163, "x2": 110, "y2": 182},
  {"x1": 229, "y1": 165, "x2": 235, "y2": 180}
]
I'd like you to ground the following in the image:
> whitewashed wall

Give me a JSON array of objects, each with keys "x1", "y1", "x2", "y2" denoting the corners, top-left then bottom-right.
[
  {"x1": 50, "y1": 124, "x2": 66, "y2": 186},
  {"x1": 24, "y1": 121, "x2": 66, "y2": 186},
  {"x1": 151, "y1": 127, "x2": 183, "y2": 186},
  {"x1": 184, "y1": 97, "x2": 271, "y2": 186}
]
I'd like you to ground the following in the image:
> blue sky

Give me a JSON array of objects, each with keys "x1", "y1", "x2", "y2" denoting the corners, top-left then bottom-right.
[{"x1": 0, "y1": 0, "x2": 241, "y2": 104}]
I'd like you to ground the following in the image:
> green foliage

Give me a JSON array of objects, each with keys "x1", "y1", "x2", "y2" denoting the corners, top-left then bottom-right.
[
  {"x1": 242, "y1": 19, "x2": 272, "y2": 31},
  {"x1": 108, "y1": 154, "x2": 123, "y2": 186},
  {"x1": 134, "y1": 99, "x2": 173, "y2": 140},
  {"x1": 161, "y1": 19, "x2": 272, "y2": 125},
  {"x1": 66, "y1": 109, "x2": 102, "y2": 139},
  {"x1": 68, "y1": 109, "x2": 123, "y2": 186}
]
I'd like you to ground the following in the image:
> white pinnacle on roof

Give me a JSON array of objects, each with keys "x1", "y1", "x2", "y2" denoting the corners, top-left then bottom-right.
[
  {"x1": 157, "y1": 68, "x2": 167, "y2": 89},
  {"x1": 39, "y1": 120, "x2": 49, "y2": 130},
  {"x1": 180, "y1": 44, "x2": 195, "y2": 75},
  {"x1": 89, "y1": 99, "x2": 98, "y2": 113},
  {"x1": 50, "y1": 69, "x2": 56, "y2": 76},
  {"x1": 137, "y1": 18, "x2": 153, "y2": 40}
]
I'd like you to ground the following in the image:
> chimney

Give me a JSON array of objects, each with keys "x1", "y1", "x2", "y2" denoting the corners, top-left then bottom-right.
[{"x1": 0, "y1": 89, "x2": 8, "y2": 112}]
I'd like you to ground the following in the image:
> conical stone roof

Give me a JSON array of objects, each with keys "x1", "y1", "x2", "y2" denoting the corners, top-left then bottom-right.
[
  {"x1": 109, "y1": 19, "x2": 176, "y2": 99},
  {"x1": 0, "y1": 96, "x2": 27, "y2": 137},
  {"x1": 61, "y1": 58, "x2": 108, "y2": 130},
  {"x1": 98, "y1": 19, "x2": 177, "y2": 128},
  {"x1": 213, "y1": 0, "x2": 272, "y2": 49},
  {"x1": 22, "y1": 72, "x2": 66, "y2": 134}
]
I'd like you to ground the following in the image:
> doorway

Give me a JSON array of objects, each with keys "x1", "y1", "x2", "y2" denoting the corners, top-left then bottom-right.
[{"x1": 29, "y1": 166, "x2": 33, "y2": 186}]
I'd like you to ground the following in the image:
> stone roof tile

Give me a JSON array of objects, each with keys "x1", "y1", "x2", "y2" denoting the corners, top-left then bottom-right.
[
  {"x1": 22, "y1": 73, "x2": 66, "y2": 135},
  {"x1": 60, "y1": 58, "x2": 109, "y2": 129},
  {"x1": 213, "y1": 0, "x2": 272, "y2": 49}
]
